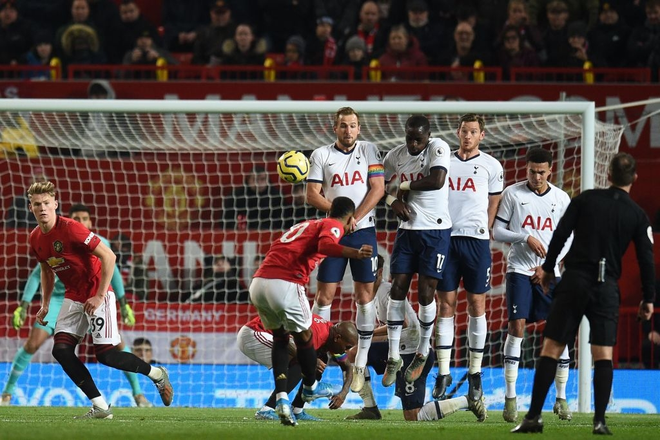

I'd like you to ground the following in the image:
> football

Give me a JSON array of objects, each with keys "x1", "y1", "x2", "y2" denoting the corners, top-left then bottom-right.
[{"x1": 277, "y1": 151, "x2": 309, "y2": 184}]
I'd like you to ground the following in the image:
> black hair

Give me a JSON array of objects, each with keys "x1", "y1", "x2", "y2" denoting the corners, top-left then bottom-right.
[
  {"x1": 68, "y1": 203, "x2": 90, "y2": 216},
  {"x1": 133, "y1": 337, "x2": 152, "y2": 346},
  {"x1": 405, "y1": 115, "x2": 430, "y2": 133},
  {"x1": 526, "y1": 147, "x2": 553, "y2": 166},
  {"x1": 328, "y1": 196, "x2": 355, "y2": 219}
]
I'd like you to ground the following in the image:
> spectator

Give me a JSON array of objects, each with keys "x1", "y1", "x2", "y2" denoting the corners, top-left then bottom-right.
[
  {"x1": 351, "y1": 0, "x2": 389, "y2": 58},
  {"x1": 403, "y1": 0, "x2": 449, "y2": 65},
  {"x1": 542, "y1": 0, "x2": 572, "y2": 66},
  {"x1": 497, "y1": 24, "x2": 541, "y2": 80},
  {"x1": 257, "y1": 0, "x2": 314, "y2": 53},
  {"x1": 627, "y1": 0, "x2": 660, "y2": 80},
  {"x1": 221, "y1": 23, "x2": 266, "y2": 74},
  {"x1": 559, "y1": 20, "x2": 605, "y2": 68},
  {"x1": 222, "y1": 165, "x2": 284, "y2": 230},
  {"x1": 641, "y1": 281, "x2": 660, "y2": 368},
  {"x1": 340, "y1": 34, "x2": 370, "y2": 80},
  {"x1": 455, "y1": 2, "x2": 496, "y2": 55},
  {"x1": 377, "y1": 24, "x2": 428, "y2": 81},
  {"x1": 123, "y1": 30, "x2": 178, "y2": 72},
  {"x1": 439, "y1": 21, "x2": 490, "y2": 80},
  {"x1": 313, "y1": 0, "x2": 361, "y2": 47},
  {"x1": 55, "y1": 0, "x2": 106, "y2": 70},
  {"x1": 162, "y1": 0, "x2": 208, "y2": 52},
  {"x1": 306, "y1": 16, "x2": 337, "y2": 66},
  {"x1": 23, "y1": 31, "x2": 54, "y2": 80},
  {"x1": 192, "y1": 0, "x2": 236, "y2": 66},
  {"x1": 588, "y1": 2, "x2": 631, "y2": 68},
  {"x1": 281, "y1": 34, "x2": 307, "y2": 79},
  {"x1": 132, "y1": 337, "x2": 158, "y2": 364},
  {"x1": 0, "y1": 112, "x2": 38, "y2": 158},
  {"x1": 187, "y1": 255, "x2": 248, "y2": 303},
  {"x1": 497, "y1": 0, "x2": 545, "y2": 55},
  {"x1": 0, "y1": 0, "x2": 34, "y2": 66},
  {"x1": 528, "y1": 0, "x2": 600, "y2": 30},
  {"x1": 116, "y1": 0, "x2": 161, "y2": 65},
  {"x1": 283, "y1": 183, "x2": 318, "y2": 228}
]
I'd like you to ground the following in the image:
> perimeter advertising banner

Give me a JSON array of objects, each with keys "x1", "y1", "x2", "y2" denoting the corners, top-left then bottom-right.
[{"x1": 0, "y1": 362, "x2": 658, "y2": 414}]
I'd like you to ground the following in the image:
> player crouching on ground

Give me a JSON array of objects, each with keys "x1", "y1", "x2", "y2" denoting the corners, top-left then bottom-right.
[{"x1": 238, "y1": 314, "x2": 357, "y2": 421}]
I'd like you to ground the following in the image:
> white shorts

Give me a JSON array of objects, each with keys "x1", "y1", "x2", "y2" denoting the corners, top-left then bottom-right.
[
  {"x1": 248, "y1": 277, "x2": 312, "y2": 333},
  {"x1": 236, "y1": 325, "x2": 296, "y2": 369},
  {"x1": 55, "y1": 291, "x2": 121, "y2": 346}
]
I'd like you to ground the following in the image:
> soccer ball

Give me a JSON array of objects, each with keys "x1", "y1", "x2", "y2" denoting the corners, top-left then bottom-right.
[{"x1": 277, "y1": 151, "x2": 309, "y2": 184}]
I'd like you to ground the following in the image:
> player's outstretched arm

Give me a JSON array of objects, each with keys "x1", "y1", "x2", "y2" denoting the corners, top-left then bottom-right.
[{"x1": 329, "y1": 359, "x2": 353, "y2": 410}]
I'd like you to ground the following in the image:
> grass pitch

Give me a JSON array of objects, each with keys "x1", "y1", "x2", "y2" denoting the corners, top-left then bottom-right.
[{"x1": 1, "y1": 407, "x2": 658, "y2": 440}]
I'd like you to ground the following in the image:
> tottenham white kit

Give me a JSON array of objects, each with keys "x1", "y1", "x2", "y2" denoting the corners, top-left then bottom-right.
[
  {"x1": 383, "y1": 138, "x2": 452, "y2": 231},
  {"x1": 308, "y1": 140, "x2": 383, "y2": 231},
  {"x1": 496, "y1": 181, "x2": 571, "y2": 276},
  {"x1": 447, "y1": 151, "x2": 504, "y2": 239}
]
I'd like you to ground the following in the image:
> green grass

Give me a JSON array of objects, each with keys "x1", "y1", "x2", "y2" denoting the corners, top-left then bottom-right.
[{"x1": 1, "y1": 407, "x2": 659, "y2": 440}]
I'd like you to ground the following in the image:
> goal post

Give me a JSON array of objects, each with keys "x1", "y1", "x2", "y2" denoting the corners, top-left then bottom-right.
[{"x1": 0, "y1": 99, "x2": 622, "y2": 411}]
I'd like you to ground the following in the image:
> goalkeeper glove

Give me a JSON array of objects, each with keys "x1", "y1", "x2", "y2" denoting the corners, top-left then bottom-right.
[
  {"x1": 120, "y1": 303, "x2": 136, "y2": 326},
  {"x1": 12, "y1": 301, "x2": 29, "y2": 330}
]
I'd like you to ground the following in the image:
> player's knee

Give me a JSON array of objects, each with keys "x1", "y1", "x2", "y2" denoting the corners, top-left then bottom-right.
[
  {"x1": 95, "y1": 345, "x2": 116, "y2": 366},
  {"x1": 51, "y1": 343, "x2": 75, "y2": 362}
]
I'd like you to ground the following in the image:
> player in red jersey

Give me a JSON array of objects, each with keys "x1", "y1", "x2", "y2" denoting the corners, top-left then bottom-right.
[
  {"x1": 27, "y1": 181, "x2": 173, "y2": 419},
  {"x1": 249, "y1": 196, "x2": 373, "y2": 426},
  {"x1": 237, "y1": 314, "x2": 358, "y2": 421}
]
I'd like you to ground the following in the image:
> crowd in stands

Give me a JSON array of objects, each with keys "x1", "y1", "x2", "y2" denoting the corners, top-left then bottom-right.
[{"x1": 0, "y1": 0, "x2": 658, "y2": 80}]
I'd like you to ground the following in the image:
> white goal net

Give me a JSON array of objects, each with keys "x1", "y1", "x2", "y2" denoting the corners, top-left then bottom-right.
[{"x1": 0, "y1": 100, "x2": 623, "y2": 410}]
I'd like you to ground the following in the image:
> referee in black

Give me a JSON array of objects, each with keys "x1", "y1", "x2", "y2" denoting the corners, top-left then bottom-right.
[{"x1": 512, "y1": 153, "x2": 655, "y2": 435}]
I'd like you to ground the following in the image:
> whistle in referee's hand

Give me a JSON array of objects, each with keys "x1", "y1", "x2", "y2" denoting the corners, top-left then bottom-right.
[{"x1": 598, "y1": 258, "x2": 606, "y2": 283}]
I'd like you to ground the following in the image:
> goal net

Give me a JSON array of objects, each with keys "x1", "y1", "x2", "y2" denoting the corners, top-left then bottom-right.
[{"x1": 0, "y1": 100, "x2": 623, "y2": 411}]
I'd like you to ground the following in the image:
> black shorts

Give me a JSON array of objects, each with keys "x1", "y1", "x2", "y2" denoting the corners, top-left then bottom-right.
[
  {"x1": 367, "y1": 341, "x2": 435, "y2": 410},
  {"x1": 543, "y1": 270, "x2": 620, "y2": 347}
]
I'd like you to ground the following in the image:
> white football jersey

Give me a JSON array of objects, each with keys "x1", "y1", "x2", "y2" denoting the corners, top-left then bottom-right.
[
  {"x1": 308, "y1": 141, "x2": 383, "y2": 231},
  {"x1": 374, "y1": 280, "x2": 419, "y2": 355},
  {"x1": 447, "y1": 151, "x2": 504, "y2": 239},
  {"x1": 496, "y1": 181, "x2": 571, "y2": 276},
  {"x1": 383, "y1": 138, "x2": 452, "y2": 230}
]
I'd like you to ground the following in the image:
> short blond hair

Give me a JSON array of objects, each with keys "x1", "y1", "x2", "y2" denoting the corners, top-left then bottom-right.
[{"x1": 27, "y1": 181, "x2": 57, "y2": 200}]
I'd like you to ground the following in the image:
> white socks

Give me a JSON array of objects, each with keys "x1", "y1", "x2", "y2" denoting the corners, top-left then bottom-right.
[
  {"x1": 417, "y1": 302, "x2": 436, "y2": 356},
  {"x1": 355, "y1": 300, "x2": 375, "y2": 368},
  {"x1": 467, "y1": 314, "x2": 487, "y2": 374},
  {"x1": 387, "y1": 299, "x2": 405, "y2": 360},
  {"x1": 417, "y1": 396, "x2": 468, "y2": 421},
  {"x1": 503, "y1": 334, "x2": 523, "y2": 398},
  {"x1": 555, "y1": 345, "x2": 570, "y2": 399},
  {"x1": 434, "y1": 316, "x2": 454, "y2": 375}
]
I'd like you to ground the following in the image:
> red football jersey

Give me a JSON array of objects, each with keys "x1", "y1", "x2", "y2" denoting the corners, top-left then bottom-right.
[
  {"x1": 245, "y1": 314, "x2": 334, "y2": 352},
  {"x1": 254, "y1": 218, "x2": 345, "y2": 285},
  {"x1": 29, "y1": 216, "x2": 104, "y2": 303}
]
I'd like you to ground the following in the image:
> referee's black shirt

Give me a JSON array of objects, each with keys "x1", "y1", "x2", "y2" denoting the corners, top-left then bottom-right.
[{"x1": 542, "y1": 187, "x2": 656, "y2": 303}]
